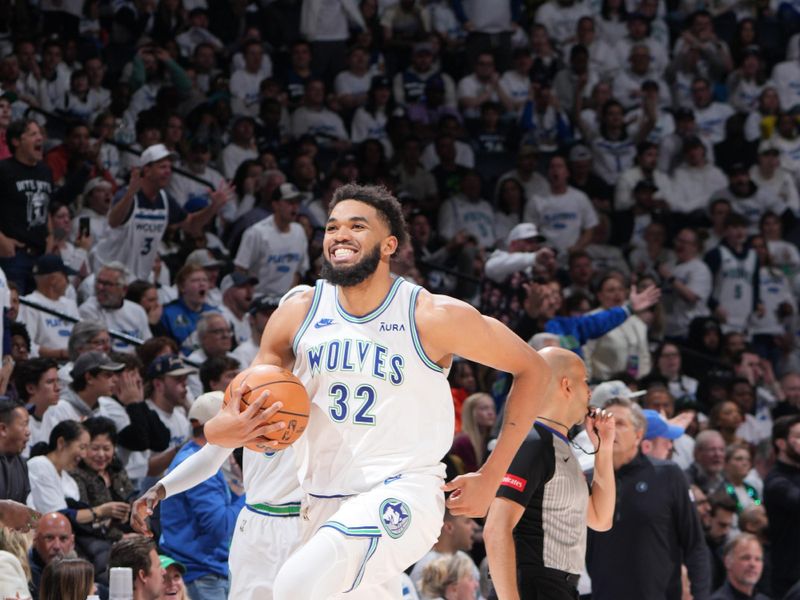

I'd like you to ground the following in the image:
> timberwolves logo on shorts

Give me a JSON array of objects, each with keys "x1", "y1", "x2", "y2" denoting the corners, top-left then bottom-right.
[{"x1": 380, "y1": 498, "x2": 411, "y2": 539}]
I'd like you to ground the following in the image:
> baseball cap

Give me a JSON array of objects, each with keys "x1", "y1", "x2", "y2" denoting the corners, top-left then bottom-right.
[
  {"x1": 185, "y1": 249, "x2": 225, "y2": 269},
  {"x1": 273, "y1": 183, "x2": 302, "y2": 202},
  {"x1": 33, "y1": 254, "x2": 78, "y2": 276},
  {"x1": 507, "y1": 222, "x2": 546, "y2": 245},
  {"x1": 139, "y1": 144, "x2": 175, "y2": 166},
  {"x1": 758, "y1": 140, "x2": 780, "y2": 155},
  {"x1": 643, "y1": 409, "x2": 685, "y2": 440},
  {"x1": 568, "y1": 144, "x2": 593, "y2": 162},
  {"x1": 726, "y1": 161, "x2": 750, "y2": 175},
  {"x1": 159, "y1": 555, "x2": 186, "y2": 575},
  {"x1": 591, "y1": 380, "x2": 646, "y2": 407},
  {"x1": 146, "y1": 354, "x2": 197, "y2": 379},
  {"x1": 188, "y1": 391, "x2": 223, "y2": 425},
  {"x1": 413, "y1": 42, "x2": 434, "y2": 55},
  {"x1": 220, "y1": 272, "x2": 258, "y2": 294},
  {"x1": 249, "y1": 294, "x2": 281, "y2": 314},
  {"x1": 71, "y1": 351, "x2": 125, "y2": 380},
  {"x1": 83, "y1": 177, "x2": 112, "y2": 196}
]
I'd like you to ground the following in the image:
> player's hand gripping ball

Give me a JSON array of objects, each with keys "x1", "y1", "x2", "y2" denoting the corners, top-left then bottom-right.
[{"x1": 223, "y1": 365, "x2": 310, "y2": 451}]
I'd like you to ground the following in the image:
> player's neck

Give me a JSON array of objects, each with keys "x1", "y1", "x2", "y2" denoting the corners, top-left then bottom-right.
[{"x1": 336, "y1": 271, "x2": 394, "y2": 317}]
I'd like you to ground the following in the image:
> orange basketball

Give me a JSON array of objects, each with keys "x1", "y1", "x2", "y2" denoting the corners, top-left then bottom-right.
[{"x1": 223, "y1": 364, "x2": 310, "y2": 451}]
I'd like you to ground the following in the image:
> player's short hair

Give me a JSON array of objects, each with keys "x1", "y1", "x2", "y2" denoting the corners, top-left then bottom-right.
[{"x1": 330, "y1": 184, "x2": 409, "y2": 250}]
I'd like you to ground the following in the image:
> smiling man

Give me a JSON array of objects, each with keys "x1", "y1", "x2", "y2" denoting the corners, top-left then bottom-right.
[{"x1": 202, "y1": 183, "x2": 552, "y2": 599}]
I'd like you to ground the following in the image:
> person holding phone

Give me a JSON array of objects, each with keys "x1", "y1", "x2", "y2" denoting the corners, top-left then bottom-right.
[
  {"x1": 484, "y1": 346, "x2": 616, "y2": 600},
  {"x1": 73, "y1": 178, "x2": 113, "y2": 243}
]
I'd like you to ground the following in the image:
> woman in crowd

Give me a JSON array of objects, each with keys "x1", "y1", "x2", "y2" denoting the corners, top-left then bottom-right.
[
  {"x1": 72, "y1": 417, "x2": 134, "y2": 574},
  {"x1": 653, "y1": 342, "x2": 699, "y2": 404},
  {"x1": 39, "y1": 557, "x2": 95, "y2": 600},
  {"x1": 161, "y1": 554, "x2": 192, "y2": 600},
  {"x1": 420, "y1": 553, "x2": 480, "y2": 600},
  {"x1": 721, "y1": 443, "x2": 761, "y2": 513},
  {"x1": 450, "y1": 392, "x2": 497, "y2": 474},
  {"x1": 126, "y1": 280, "x2": 168, "y2": 338},
  {"x1": 708, "y1": 399, "x2": 746, "y2": 446}
]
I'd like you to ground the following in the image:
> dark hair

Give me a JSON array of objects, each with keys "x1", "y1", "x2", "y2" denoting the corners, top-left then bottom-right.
[
  {"x1": 9, "y1": 322, "x2": 30, "y2": 351},
  {"x1": 0, "y1": 397, "x2": 24, "y2": 425},
  {"x1": 39, "y1": 557, "x2": 94, "y2": 600},
  {"x1": 83, "y1": 416, "x2": 118, "y2": 445},
  {"x1": 110, "y1": 535, "x2": 157, "y2": 579},
  {"x1": 773, "y1": 414, "x2": 800, "y2": 444},
  {"x1": 125, "y1": 280, "x2": 157, "y2": 304},
  {"x1": 200, "y1": 356, "x2": 240, "y2": 392},
  {"x1": 110, "y1": 351, "x2": 143, "y2": 373},
  {"x1": 13, "y1": 358, "x2": 59, "y2": 401},
  {"x1": 47, "y1": 420, "x2": 87, "y2": 453},
  {"x1": 6, "y1": 118, "x2": 40, "y2": 153},
  {"x1": 636, "y1": 141, "x2": 657, "y2": 156},
  {"x1": 330, "y1": 183, "x2": 409, "y2": 250},
  {"x1": 708, "y1": 490, "x2": 738, "y2": 515},
  {"x1": 64, "y1": 119, "x2": 89, "y2": 137},
  {"x1": 136, "y1": 337, "x2": 179, "y2": 378},
  {"x1": 724, "y1": 212, "x2": 750, "y2": 229}
]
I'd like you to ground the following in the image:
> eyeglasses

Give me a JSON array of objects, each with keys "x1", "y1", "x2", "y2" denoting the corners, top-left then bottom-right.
[{"x1": 207, "y1": 328, "x2": 232, "y2": 337}]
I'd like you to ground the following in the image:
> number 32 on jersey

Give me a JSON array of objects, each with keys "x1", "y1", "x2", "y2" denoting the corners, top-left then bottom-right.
[{"x1": 328, "y1": 382, "x2": 377, "y2": 425}]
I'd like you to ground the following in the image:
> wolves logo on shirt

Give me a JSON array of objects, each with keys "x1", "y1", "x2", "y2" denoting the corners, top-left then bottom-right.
[{"x1": 380, "y1": 498, "x2": 411, "y2": 538}]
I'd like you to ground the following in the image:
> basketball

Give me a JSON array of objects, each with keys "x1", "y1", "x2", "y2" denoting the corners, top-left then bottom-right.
[{"x1": 223, "y1": 364, "x2": 310, "y2": 451}]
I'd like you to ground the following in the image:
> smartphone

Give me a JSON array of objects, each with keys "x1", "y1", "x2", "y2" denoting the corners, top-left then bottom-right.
[{"x1": 79, "y1": 217, "x2": 91, "y2": 238}]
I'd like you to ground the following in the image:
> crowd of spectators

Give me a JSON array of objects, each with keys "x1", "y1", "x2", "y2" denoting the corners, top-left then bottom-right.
[{"x1": 0, "y1": 0, "x2": 800, "y2": 598}]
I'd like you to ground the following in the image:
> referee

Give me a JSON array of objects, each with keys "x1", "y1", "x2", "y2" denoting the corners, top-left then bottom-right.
[{"x1": 484, "y1": 347, "x2": 616, "y2": 600}]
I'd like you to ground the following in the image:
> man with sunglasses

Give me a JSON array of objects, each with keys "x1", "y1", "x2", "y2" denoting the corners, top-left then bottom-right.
[{"x1": 484, "y1": 347, "x2": 615, "y2": 600}]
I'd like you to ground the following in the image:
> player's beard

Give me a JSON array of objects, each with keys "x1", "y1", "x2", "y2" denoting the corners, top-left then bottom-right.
[{"x1": 321, "y1": 244, "x2": 382, "y2": 287}]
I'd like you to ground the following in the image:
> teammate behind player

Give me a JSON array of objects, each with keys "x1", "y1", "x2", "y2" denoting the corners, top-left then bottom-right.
[{"x1": 203, "y1": 184, "x2": 552, "y2": 599}]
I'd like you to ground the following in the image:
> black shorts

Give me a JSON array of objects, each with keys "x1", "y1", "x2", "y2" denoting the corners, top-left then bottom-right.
[{"x1": 488, "y1": 567, "x2": 580, "y2": 600}]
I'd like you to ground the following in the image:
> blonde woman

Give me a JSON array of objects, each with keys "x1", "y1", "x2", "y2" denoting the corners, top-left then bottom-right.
[
  {"x1": 450, "y1": 393, "x2": 496, "y2": 473},
  {"x1": 421, "y1": 553, "x2": 479, "y2": 600}
]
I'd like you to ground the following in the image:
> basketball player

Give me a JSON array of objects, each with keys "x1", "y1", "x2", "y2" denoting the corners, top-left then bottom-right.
[
  {"x1": 484, "y1": 347, "x2": 615, "y2": 600},
  {"x1": 203, "y1": 184, "x2": 552, "y2": 599},
  {"x1": 130, "y1": 288, "x2": 310, "y2": 600}
]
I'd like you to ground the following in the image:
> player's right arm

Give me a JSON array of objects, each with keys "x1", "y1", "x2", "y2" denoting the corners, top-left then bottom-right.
[
  {"x1": 484, "y1": 498, "x2": 524, "y2": 600},
  {"x1": 202, "y1": 289, "x2": 313, "y2": 449}
]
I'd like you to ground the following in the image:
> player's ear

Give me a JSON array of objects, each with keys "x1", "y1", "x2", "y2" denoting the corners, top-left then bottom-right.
[{"x1": 382, "y1": 235, "x2": 398, "y2": 257}]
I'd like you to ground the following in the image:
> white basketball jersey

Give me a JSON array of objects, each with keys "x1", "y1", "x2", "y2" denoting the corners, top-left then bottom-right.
[
  {"x1": 242, "y1": 446, "x2": 302, "y2": 506},
  {"x1": 92, "y1": 190, "x2": 169, "y2": 280},
  {"x1": 713, "y1": 245, "x2": 758, "y2": 332},
  {"x1": 292, "y1": 278, "x2": 453, "y2": 496}
]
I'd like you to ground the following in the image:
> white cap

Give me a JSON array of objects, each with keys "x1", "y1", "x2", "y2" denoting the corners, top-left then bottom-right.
[
  {"x1": 528, "y1": 332, "x2": 560, "y2": 350},
  {"x1": 591, "y1": 379, "x2": 646, "y2": 407},
  {"x1": 139, "y1": 143, "x2": 175, "y2": 167},
  {"x1": 507, "y1": 222, "x2": 545, "y2": 245},
  {"x1": 188, "y1": 391, "x2": 224, "y2": 425},
  {"x1": 83, "y1": 177, "x2": 112, "y2": 196}
]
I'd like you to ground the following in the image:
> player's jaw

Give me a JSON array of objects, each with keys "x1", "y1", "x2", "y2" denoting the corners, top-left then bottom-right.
[{"x1": 320, "y1": 242, "x2": 382, "y2": 287}]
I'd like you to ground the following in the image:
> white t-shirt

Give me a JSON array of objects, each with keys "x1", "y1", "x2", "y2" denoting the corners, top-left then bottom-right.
[
  {"x1": 234, "y1": 216, "x2": 310, "y2": 296},
  {"x1": 17, "y1": 291, "x2": 80, "y2": 354},
  {"x1": 0, "y1": 268, "x2": 8, "y2": 356},
  {"x1": 27, "y1": 456, "x2": 81, "y2": 513},
  {"x1": 693, "y1": 101, "x2": 736, "y2": 144},
  {"x1": 535, "y1": 0, "x2": 592, "y2": 44},
  {"x1": 220, "y1": 304, "x2": 250, "y2": 348},
  {"x1": 230, "y1": 69, "x2": 267, "y2": 118},
  {"x1": 167, "y1": 163, "x2": 225, "y2": 209},
  {"x1": 220, "y1": 143, "x2": 258, "y2": 180},
  {"x1": 669, "y1": 164, "x2": 728, "y2": 214},
  {"x1": 334, "y1": 70, "x2": 372, "y2": 99},
  {"x1": 437, "y1": 194, "x2": 497, "y2": 249},
  {"x1": 457, "y1": 74, "x2": 500, "y2": 120},
  {"x1": 750, "y1": 266, "x2": 795, "y2": 335},
  {"x1": 772, "y1": 60, "x2": 800, "y2": 110},
  {"x1": 78, "y1": 297, "x2": 152, "y2": 353},
  {"x1": 290, "y1": 107, "x2": 349, "y2": 145},
  {"x1": 663, "y1": 257, "x2": 712, "y2": 338},
  {"x1": 232, "y1": 338, "x2": 259, "y2": 369},
  {"x1": 523, "y1": 187, "x2": 599, "y2": 253},
  {"x1": 750, "y1": 166, "x2": 800, "y2": 216},
  {"x1": 421, "y1": 140, "x2": 475, "y2": 169}
]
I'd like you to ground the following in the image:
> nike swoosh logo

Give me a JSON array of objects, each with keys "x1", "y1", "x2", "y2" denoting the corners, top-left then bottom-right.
[{"x1": 314, "y1": 319, "x2": 334, "y2": 328}]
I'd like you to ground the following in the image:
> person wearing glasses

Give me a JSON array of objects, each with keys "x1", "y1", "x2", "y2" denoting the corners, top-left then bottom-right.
[
  {"x1": 79, "y1": 261, "x2": 152, "y2": 354},
  {"x1": 186, "y1": 313, "x2": 238, "y2": 399},
  {"x1": 484, "y1": 347, "x2": 615, "y2": 600}
]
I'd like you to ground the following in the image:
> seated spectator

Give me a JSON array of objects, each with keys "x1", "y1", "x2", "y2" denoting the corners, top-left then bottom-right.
[
  {"x1": 409, "y1": 507, "x2": 478, "y2": 591},
  {"x1": 232, "y1": 295, "x2": 279, "y2": 368},
  {"x1": 160, "y1": 554, "x2": 190, "y2": 600},
  {"x1": 652, "y1": 343, "x2": 699, "y2": 404},
  {"x1": 186, "y1": 313, "x2": 236, "y2": 399},
  {"x1": 438, "y1": 171, "x2": 496, "y2": 250},
  {"x1": 290, "y1": 79, "x2": 350, "y2": 153},
  {"x1": 39, "y1": 557, "x2": 95, "y2": 600},
  {"x1": 125, "y1": 280, "x2": 167, "y2": 338},
  {"x1": 450, "y1": 393, "x2": 496, "y2": 474},
  {"x1": 198, "y1": 356, "x2": 240, "y2": 394},
  {"x1": 518, "y1": 78, "x2": 572, "y2": 154},
  {"x1": 686, "y1": 429, "x2": 727, "y2": 494},
  {"x1": 17, "y1": 255, "x2": 80, "y2": 361},
  {"x1": 640, "y1": 409, "x2": 685, "y2": 461},
  {"x1": 109, "y1": 535, "x2": 165, "y2": 600},
  {"x1": 28, "y1": 512, "x2": 76, "y2": 598},
  {"x1": 419, "y1": 552, "x2": 480, "y2": 600},
  {"x1": 0, "y1": 398, "x2": 31, "y2": 504},
  {"x1": 160, "y1": 264, "x2": 218, "y2": 356},
  {"x1": 710, "y1": 533, "x2": 770, "y2": 600},
  {"x1": 707, "y1": 492, "x2": 739, "y2": 591},
  {"x1": 392, "y1": 42, "x2": 456, "y2": 107},
  {"x1": 71, "y1": 416, "x2": 134, "y2": 574},
  {"x1": 495, "y1": 145, "x2": 549, "y2": 203},
  {"x1": 13, "y1": 358, "x2": 60, "y2": 457},
  {"x1": 721, "y1": 443, "x2": 761, "y2": 514},
  {"x1": 229, "y1": 39, "x2": 270, "y2": 117},
  {"x1": 0, "y1": 547, "x2": 32, "y2": 600},
  {"x1": 38, "y1": 352, "x2": 124, "y2": 446}
]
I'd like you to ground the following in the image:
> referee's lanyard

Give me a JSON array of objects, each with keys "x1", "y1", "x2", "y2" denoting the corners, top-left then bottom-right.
[{"x1": 535, "y1": 421, "x2": 570, "y2": 445}]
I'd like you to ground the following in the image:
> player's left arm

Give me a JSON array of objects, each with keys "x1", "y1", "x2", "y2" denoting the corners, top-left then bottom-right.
[
  {"x1": 416, "y1": 292, "x2": 552, "y2": 517},
  {"x1": 584, "y1": 409, "x2": 615, "y2": 531}
]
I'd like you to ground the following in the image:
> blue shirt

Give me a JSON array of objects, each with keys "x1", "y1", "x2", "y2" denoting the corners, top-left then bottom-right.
[
  {"x1": 159, "y1": 441, "x2": 245, "y2": 583},
  {"x1": 160, "y1": 298, "x2": 218, "y2": 355}
]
